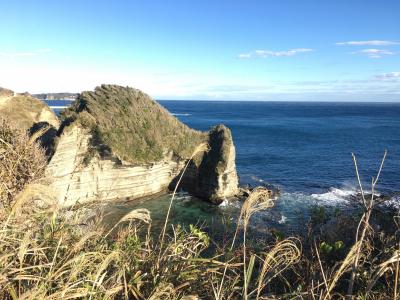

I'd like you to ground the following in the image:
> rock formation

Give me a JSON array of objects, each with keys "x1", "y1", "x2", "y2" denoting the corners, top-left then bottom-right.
[
  {"x1": 0, "y1": 87, "x2": 60, "y2": 157},
  {"x1": 46, "y1": 84, "x2": 239, "y2": 206},
  {"x1": 171, "y1": 124, "x2": 239, "y2": 203},
  {"x1": 0, "y1": 87, "x2": 59, "y2": 130},
  {"x1": 33, "y1": 92, "x2": 78, "y2": 100}
]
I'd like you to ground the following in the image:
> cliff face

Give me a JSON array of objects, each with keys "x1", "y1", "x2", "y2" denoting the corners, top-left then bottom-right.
[
  {"x1": 171, "y1": 125, "x2": 239, "y2": 204},
  {"x1": 33, "y1": 93, "x2": 78, "y2": 100},
  {"x1": 0, "y1": 87, "x2": 59, "y2": 131},
  {"x1": 197, "y1": 125, "x2": 239, "y2": 201},
  {"x1": 46, "y1": 84, "x2": 239, "y2": 206},
  {"x1": 46, "y1": 125, "x2": 186, "y2": 206}
]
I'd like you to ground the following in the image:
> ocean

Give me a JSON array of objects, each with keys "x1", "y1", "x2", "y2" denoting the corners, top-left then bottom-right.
[{"x1": 46, "y1": 100, "x2": 400, "y2": 235}]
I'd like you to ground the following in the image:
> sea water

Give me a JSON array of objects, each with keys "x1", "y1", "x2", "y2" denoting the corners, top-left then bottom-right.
[{"x1": 46, "y1": 100, "x2": 400, "y2": 235}]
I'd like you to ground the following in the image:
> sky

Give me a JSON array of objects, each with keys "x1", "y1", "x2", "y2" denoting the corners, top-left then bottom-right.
[{"x1": 0, "y1": 0, "x2": 399, "y2": 101}]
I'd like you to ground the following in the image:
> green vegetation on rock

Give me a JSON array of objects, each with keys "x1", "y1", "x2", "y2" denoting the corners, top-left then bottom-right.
[{"x1": 61, "y1": 84, "x2": 206, "y2": 163}]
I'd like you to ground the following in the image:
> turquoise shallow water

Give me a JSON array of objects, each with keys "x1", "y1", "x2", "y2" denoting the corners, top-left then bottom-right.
[
  {"x1": 100, "y1": 190, "x2": 365, "y2": 240},
  {"x1": 47, "y1": 100, "x2": 400, "y2": 235}
]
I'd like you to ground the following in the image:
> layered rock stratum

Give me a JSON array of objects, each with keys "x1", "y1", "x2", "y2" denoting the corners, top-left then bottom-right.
[{"x1": 46, "y1": 84, "x2": 239, "y2": 206}]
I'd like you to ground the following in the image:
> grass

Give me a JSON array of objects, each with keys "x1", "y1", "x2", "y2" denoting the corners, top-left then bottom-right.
[
  {"x1": 0, "y1": 87, "x2": 13, "y2": 98},
  {"x1": 1, "y1": 115, "x2": 399, "y2": 299},
  {"x1": 0, "y1": 117, "x2": 47, "y2": 208},
  {"x1": 0, "y1": 92, "x2": 58, "y2": 131},
  {"x1": 60, "y1": 84, "x2": 206, "y2": 164}
]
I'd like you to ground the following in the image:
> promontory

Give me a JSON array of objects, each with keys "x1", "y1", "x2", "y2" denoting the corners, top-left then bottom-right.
[{"x1": 45, "y1": 84, "x2": 239, "y2": 206}]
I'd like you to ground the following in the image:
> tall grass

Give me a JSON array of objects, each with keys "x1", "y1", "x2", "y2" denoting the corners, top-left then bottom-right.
[
  {"x1": 0, "y1": 117, "x2": 47, "y2": 209},
  {"x1": 0, "y1": 119, "x2": 398, "y2": 299}
]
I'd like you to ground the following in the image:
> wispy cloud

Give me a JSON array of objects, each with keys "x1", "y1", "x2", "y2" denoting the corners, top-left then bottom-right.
[
  {"x1": 352, "y1": 48, "x2": 395, "y2": 58},
  {"x1": 0, "y1": 48, "x2": 52, "y2": 58},
  {"x1": 375, "y1": 71, "x2": 400, "y2": 81},
  {"x1": 336, "y1": 40, "x2": 399, "y2": 46},
  {"x1": 238, "y1": 48, "x2": 313, "y2": 59}
]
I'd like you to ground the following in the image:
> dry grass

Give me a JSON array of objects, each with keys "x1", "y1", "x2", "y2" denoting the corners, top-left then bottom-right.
[
  {"x1": 159, "y1": 142, "x2": 210, "y2": 253},
  {"x1": 0, "y1": 205, "x2": 211, "y2": 299},
  {"x1": 0, "y1": 120, "x2": 398, "y2": 299},
  {"x1": 255, "y1": 238, "x2": 301, "y2": 299},
  {"x1": 0, "y1": 93, "x2": 58, "y2": 131},
  {"x1": 0, "y1": 116, "x2": 47, "y2": 209}
]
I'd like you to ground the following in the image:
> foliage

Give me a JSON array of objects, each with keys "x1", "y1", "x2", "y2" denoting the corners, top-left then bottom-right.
[
  {"x1": 60, "y1": 85, "x2": 206, "y2": 163},
  {"x1": 0, "y1": 125, "x2": 399, "y2": 299},
  {"x1": 0, "y1": 207, "x2": 210, "y2": 299}
]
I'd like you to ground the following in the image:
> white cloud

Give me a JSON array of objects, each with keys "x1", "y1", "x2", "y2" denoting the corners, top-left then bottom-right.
[
  {"x1": 238, "y1": 48, "x2": 313, "y2": 59},
  {"x1": 352, "y1": 48, "x2": 395, "y2": 58},
  {"x1": 0, "y1": 48, "x2": 52, "y2": 58},
  {"x1": 238, "y1": 53, "x2": 251, "y2": 59},
  {"x1": 336, "y1": 40, "x2": 399, "y2": 46},
  {"x1": 375, "y1": 72, "x2": 400, "y2": 80},
  {"x1": 1, "y1": 56, "x2": 399, "y2": 101}
]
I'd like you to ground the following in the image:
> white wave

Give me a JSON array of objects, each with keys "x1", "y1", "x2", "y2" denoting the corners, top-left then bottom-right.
[
  {"x1": 50, "y1": 105, "x2": 68, "y2": 109},
  {"x1": 278, "y1": 215, "x2": 287, "y2": 224},
  {"x1": 250, "y1": 175, "x2": 264, "y2": 183},
  {"x1": 384, "y1": 195, "x2": 400, "y2": 209},
  {"x1": 311, "y1": 187, "x2": 356, "y2": 205},
  {"x1": 173, "y1": 191, "x2": 192, "y2": 202},
  {"x1": 171, "y1": 113, "x2": 191, "y2": 116}
]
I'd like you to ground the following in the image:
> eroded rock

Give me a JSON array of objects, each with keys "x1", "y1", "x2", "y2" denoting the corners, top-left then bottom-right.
[
  {"x1": 173, "y1": 125, "x2": 239, "y2": 203},
  {"x1": 46, "y1": 84, "x2": 239, "y2": 206}
]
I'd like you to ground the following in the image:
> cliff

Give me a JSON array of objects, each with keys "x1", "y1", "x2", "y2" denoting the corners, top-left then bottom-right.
[
  {"x1": 46, "y1": 84, "x2": 238, "y2": 206},
  {"x1": 170, "y1": 124, "x2": 239, "y2": 202},
  {"x1": 33, "y1": 92, "x2": 78, "y2": 100},
  {"x1": 0, "y1": 87, "x2": 59, "y2": 130}
]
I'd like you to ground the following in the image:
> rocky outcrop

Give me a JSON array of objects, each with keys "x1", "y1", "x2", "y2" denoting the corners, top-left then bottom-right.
[
  {"x1": 46, "y1": 124, "x2": 186, "y2": 206},
  {"x1": 172, "y1": 125, "x2": 239, "y2": 203},
  {"x1": 46, "y1": 84, "x2": 239, "y2": 207},
  {"x1": 0, "y1": 87, "x2": 59, "y2": 131},
  {"x1": 197, "y1": 125, "x2": 239, "y2": 201},
  {"x1": 33, "y1": 92, "x2": 78, "y2": 100}
]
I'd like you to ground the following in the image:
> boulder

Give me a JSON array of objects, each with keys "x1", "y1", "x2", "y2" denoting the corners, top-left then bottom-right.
[{"x1": 46, "y1": 84, "x2": 239, "y2": 206}]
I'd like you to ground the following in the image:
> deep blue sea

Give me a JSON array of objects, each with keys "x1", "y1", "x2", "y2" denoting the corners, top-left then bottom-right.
[
  {"x1": 47, "y1": 100, "x2": 400, "y2": 234},
  {"x1": 158, "y1": 101, "x2": 400, "y2": 194}
]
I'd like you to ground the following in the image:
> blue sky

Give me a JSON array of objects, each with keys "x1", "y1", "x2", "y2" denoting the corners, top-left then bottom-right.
[{"x1": 0, "y1": 0, "x2": 399, "y2": 101}]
